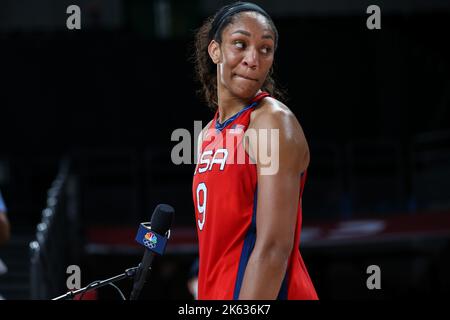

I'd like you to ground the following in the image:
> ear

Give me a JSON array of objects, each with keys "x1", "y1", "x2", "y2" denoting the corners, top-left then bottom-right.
[{"x1": 208, "y1": 40, "x2": 221, "y2": 64}]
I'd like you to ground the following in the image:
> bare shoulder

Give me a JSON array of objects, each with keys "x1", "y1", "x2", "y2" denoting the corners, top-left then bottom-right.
[
  {"x1": 250, "y1": 97, "x2": 307, "y2": 143},
  {"x1": 249, "y1": 97, "x2": 310, "y2": 172},
  {"x1": 252, "y1": 96, "x2": 290, "y2": 115}
]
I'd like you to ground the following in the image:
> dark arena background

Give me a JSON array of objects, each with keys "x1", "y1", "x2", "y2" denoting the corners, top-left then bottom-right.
[{"x1": 0, "y1": 0, "x2": 449, "y2": 301}]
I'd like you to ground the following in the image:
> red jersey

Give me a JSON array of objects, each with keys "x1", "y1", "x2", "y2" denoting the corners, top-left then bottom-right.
[{"x1": 192, "y1": 92, "x2": 318, "y2": 300}]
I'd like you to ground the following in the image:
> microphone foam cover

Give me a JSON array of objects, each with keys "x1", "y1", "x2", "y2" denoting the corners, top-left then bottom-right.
[{"x1": 150, "y1": 204, "x2": 174, "y2": 235}]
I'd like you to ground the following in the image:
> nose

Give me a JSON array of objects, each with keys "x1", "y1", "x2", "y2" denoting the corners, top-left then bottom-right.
[{"x1": 243, "y1": 47, "x2": 258, "y2": 70}]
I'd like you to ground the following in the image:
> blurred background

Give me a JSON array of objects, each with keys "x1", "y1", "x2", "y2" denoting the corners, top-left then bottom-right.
[{"x1": 0, "y1": 0, "x2": 449, "y2": 300}]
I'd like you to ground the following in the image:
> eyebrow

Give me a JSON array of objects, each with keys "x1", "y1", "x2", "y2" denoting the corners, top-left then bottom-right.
[{"x1": 231, "y1": 29, "x2": 274, "y2": 41}]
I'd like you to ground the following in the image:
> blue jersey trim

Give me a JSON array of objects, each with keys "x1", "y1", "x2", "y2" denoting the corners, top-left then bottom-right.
[
  {"x1": 277, "y1": 271, "x2": 289, "y2": 299},
  {"x1": 232, "y1": 186, "x2": 289, "y2": 300},
  {"x1": 277, "y1": 171, "x2": 305, "y2": 299},
  {"x1": 215, "y1": 102, "x2": 257, "y2": 132},
  {"x1": 233, "y1": 186, "x2": 258, "y2": 299}
]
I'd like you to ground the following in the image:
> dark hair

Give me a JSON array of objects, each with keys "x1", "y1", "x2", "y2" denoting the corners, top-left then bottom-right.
[{"x1": 194, "y1": 2, "x2": 285, "y2": 110}]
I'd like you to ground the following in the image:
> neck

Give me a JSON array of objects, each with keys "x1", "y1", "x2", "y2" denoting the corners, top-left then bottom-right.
[
  {"x1": 217, "y1": 80, "x2": 262, "y2": 123},
  {"x1": 217, "y1": 89, "x2": 247, "y2": 124}
]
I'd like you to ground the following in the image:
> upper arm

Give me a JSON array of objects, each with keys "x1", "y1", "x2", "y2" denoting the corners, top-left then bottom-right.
[{"x1": 249, "y1": 104, "x2": 310, "y2": 254}]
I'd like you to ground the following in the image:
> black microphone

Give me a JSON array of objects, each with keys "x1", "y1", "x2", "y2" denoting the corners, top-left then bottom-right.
[{"x1": 129, "y1": 204, "x2": 174, "y2": 300}]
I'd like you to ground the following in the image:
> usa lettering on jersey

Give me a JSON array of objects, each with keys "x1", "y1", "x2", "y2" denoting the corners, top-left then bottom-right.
[{"x1": 195, "y1": 148, "x2": 229, "y2": 174}]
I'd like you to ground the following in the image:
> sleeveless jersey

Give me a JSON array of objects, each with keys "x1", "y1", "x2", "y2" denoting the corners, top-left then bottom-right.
[{"x1": 192, "y1": 92, "x2": 318, "y2": 300}]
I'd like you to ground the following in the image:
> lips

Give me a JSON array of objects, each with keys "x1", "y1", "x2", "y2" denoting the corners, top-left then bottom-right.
[{"x1": 235, "y1": 74, "x2": 258, "y2": 82}]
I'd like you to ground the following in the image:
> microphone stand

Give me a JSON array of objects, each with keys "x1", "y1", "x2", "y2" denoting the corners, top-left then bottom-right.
[
  {"x1": 53, "y1": 228, "x2": 171, "y2": 300},
  {"x1": 52, "y1": 267, "x2": 138, "y2": 300}
]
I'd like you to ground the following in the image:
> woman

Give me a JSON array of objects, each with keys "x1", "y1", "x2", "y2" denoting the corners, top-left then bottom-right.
[{"x1": 192, "y1": 2, "x2": 318, "y2": 300}]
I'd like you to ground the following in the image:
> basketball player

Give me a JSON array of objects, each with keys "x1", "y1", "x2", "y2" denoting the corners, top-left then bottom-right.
[{"x1": 192, "y1": 2, "x2": 318, "y2": 300}]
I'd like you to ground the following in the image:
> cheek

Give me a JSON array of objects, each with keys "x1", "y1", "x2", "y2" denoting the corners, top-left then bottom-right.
[
  {"x1": 218, "y1": 64, "x2": 229, "y2": 85},
  {"x1": 218, "y1": 55, "x2": 239, "y2": 83},
  {"x1": 262, "y1": 57, "x2": 274, "y2": 74}
]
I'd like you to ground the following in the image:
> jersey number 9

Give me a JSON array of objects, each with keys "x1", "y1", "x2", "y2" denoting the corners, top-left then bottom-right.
[{"x1": 196, "y1": 183, "x2": 207, "y2": 231}]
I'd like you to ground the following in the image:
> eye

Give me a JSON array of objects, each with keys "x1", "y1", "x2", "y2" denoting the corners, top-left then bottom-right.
[
  {"x1": 234, "y1": 40, "x2": 246, "y2": 49},
  {"x1": 261, "y1": 46, "x2": 273, "y2": 54}
]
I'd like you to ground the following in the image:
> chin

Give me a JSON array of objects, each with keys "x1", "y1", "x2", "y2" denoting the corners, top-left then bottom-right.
[{"x1": 232, "y1": 85, "x2": 259, "y2": 101}]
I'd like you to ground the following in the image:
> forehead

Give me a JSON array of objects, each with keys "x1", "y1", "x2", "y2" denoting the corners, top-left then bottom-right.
[{"x1": 223, "y1": 11, "x2": 274, "y2": 36}]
